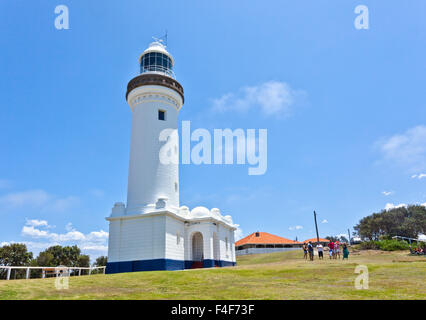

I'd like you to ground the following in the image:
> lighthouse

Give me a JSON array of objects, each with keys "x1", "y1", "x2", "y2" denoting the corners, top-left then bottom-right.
[
  {"x1": 106, "y1": 40, "x2": 237, "y2": 274},
  {"x1": 126, "y1": 40, "x2": 183, "y2": 215}
]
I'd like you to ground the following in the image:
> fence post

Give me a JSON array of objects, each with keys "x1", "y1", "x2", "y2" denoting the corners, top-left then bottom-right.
[
  {"x1": 89, "y1": 268, "x2": 92, "y2": 276},
  {"x1": 26, "y1": 268, "x2": 30, "y2": 279},
  {"x1": 103, "y1": 267, "x2": 106, "y2": 274},
  {"x1": 78, "y1": 268, "x2": 81, "y2": 276},
  {"x1": 6, "y1": 268, "x2": 11, "y2": 281},
  {"x1": 42, "y1": 269, "x2": 45, "y2": 279}
]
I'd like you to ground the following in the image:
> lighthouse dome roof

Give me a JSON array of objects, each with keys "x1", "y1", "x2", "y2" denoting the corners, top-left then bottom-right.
[
  {"x1": 190, "y1": 206, "x2": 210, "y2": 218},
  {"x1": 138, "y1": 41, "x2": 174, "y2": 65}
]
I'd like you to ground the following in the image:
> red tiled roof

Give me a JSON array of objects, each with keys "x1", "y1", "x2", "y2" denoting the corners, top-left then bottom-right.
[
  {"x1": 235, "y1": 232, "x2": 301, "y2": 246},
  {"x1": 303, "y1": 237, "x2": 330, "y2": 243}
]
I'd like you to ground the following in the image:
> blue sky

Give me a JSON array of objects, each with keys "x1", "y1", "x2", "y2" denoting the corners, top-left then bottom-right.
[{"x1": 1, "y1": 1, "x2": 425, "y2": 260}]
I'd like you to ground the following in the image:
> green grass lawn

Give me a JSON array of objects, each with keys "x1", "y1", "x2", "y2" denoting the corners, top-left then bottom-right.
[{"x1": 0, "y1": 249, "x2": 425, "y2": 300}]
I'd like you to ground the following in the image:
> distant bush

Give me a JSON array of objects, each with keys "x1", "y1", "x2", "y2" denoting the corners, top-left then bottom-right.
[
  {"x1": 358, "y1": 239, "x2": 409, "y2": 251},
  {"x1": 378, "y1": 239, "x2": 409, "y2": 251},
  {"x1": 359, "y1": 241, "x2": 380, "y2": 250}
]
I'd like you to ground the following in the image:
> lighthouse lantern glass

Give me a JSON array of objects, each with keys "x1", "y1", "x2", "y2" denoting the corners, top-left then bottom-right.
[{"x1": 140, "y1": 52, "x2": 174, "y2": 78}]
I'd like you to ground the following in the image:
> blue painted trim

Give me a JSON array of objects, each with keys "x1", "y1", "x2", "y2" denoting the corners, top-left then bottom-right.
[{"x1": 106, "y1": 258, "x2": 236, "y2": 274}]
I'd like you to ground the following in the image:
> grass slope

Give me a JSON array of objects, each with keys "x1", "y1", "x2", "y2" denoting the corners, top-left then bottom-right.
[{"x1": 0, "y1": 250, "x2": 425, "y2": 300}]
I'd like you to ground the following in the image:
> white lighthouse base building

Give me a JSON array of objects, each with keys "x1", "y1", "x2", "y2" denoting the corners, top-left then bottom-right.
[
  {"x1": 106, "y1": 206, "x2": 237, "y2": 273},
  {"x1": 105, "y1": 40, "x2": 237, "y2": 274}
]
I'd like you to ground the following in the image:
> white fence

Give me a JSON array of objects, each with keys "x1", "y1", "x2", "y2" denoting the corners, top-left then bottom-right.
[{"x1": 0, "y1": 266, "x2": 106, "y2": 280}]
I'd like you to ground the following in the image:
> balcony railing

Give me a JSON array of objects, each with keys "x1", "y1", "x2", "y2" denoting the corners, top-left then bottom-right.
[{"x1": 140, "y1": 65, "x2": 175, "y2": 79}]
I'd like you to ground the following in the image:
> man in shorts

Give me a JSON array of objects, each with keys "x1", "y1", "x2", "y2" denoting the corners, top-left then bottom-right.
[
  {"x1": 328, "y1": 241, "x2": 334, "y2": 259},
  {"x1": 316, "y1": 243, "x2": 324, "y2": 260}
]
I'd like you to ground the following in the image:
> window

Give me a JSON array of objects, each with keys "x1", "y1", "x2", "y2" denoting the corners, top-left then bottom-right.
[{"x1": 158, "y1": 110, "x2": 166, "y2": 121}]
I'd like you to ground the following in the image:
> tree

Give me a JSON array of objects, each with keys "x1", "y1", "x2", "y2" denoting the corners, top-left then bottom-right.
[
  {"x1": 77, "y1": 254, "x2": 90, "y2": 268},
  {"x1": 36, "y1": 245, "x2": 86, "y2": 267},
  {"x1": 94, "y1": 256, "x2": 107, "y2": 267},
  {"x1": 0, "y1": 243, "x2": 33, "y2": 279},
  {"x1": 354, "y1": 205, "x2": 426, "y2": 240},
  {"x1": 325, "y1": 236, "x2": 338, "y2": 242}
]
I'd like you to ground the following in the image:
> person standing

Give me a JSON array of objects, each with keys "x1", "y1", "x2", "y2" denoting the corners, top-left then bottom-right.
[
  {"x1": 335, "y1": 241, "x2": 341, "y2": 259},
  {"x1": 308, "y1": 241, "x2": 314, "y2": 261},
  {"x1": 328, "y1": 241, "x2": 334, "y2": 259},
  {"x1": 342, "y1": 243, "x2": 349, "y2": 260},
  {"x1": 302, "y1": 243, "x2": 308, "y2": 260},
  {"x1": 317, "y1": 243, "x2": 324, "y2": 260}
]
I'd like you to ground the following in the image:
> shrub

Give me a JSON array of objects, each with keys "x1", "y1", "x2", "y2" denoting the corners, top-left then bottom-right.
[
  {"x1": 377, "y1": 239, "x2": 409, "y2": 251},
  {"x1": 358, "y1": 239, "x2": 409, "y2": 251},
  {"x1": 359, "y1": 241, "x2": 379, "y2": 250}
]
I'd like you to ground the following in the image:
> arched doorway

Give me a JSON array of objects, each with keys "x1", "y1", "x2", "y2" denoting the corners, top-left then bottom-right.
[
  {"x1": 213, "y1": 232, "x2": 220, "y2": 266},
  {"x1": 192, "y1": 232, "x2": 204, "y2": 265}
]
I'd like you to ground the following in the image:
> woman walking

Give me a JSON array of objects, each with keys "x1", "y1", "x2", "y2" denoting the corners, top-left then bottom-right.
[{"x1": 342, "y1": 243, "x2": 349, "y2": 260}]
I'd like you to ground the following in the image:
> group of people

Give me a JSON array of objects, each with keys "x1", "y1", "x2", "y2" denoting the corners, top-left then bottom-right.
[
  {"x1": 303, "y1": 241, "x2": 350, "y2": 261},
  {"x1": 409, "y1": 245, "x2": 426, "y2": 255}
]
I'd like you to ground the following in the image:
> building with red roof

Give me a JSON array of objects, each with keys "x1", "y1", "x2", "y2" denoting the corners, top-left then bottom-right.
[
  {"x1": 235, "y1": 232, "x2": 303, "y2": 256},
  {"x1": 303, "y1": 237, "x2": 330, "y2": 246}
]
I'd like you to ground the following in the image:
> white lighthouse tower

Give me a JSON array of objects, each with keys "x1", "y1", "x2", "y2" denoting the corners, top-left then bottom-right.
[
  {"x1": 106, "y1": 40, "x2": 237, "y2": 273},
  {"x1": 126, "y1": 41, "x2": 183, "y2": 215}
]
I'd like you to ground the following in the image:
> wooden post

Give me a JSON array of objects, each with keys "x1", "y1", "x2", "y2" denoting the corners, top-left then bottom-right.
[
  {"x1": 26, "y1": 268, "x2": 30, "y2": 280},
  {"x1": 103, "y1": 267, "x2": 106, "y2": 274},
  {"x1": 314, "y1": 211, "x2": 320, "y2": 243},
  {"x1": 6, "y1": 268, "x2": 11, "y2": 281},
  {"x1": 42, "y1": 269, "x2": 45, "y2": 279},
  {"x1": 78, "y1": 268, "x2": 81, "y2": 276}
]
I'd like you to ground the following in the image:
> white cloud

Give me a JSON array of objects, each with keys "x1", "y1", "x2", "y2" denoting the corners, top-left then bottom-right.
[
  {"x1": 411, "y1": 173, "x2": 426, "y2": 180},
  {"x1": 25, "y1": 219, "x2": 49, "y2": 227},
  {"x1": 212, "y1": 81, "x2": 306, "y2": 117},
  {"x1": 382, "y1": 191, "x2": 393, "y2": 196},
  {"x1": 81, "y1": 245, "x2": 108, "y2": 252},
  {"x1": 21, "y1": 226, "x2": 50, "y2": 238},
  {"x1": 289, "y1": 225, "x2": 303, "y2": 231},
  {"x1": 321, "y1": 219, "x2": 328, "y2": 224},
  {"x1": 86, "y1": 230, "x2": 109, "y2": 241},
  {"x1": 234, "y1": 227, "x2": 244, "y2": 241},
  {"x1": 418, "y1": 234, "x2": 426, "y2": 241},
  {"x1": 18, "y1": 220, "x2": 109, "y2": 260},
  {"x1": 0, "y1": 189, "x2": 78, "y2": 213},
  {"x1": 385, "y1": 203, "x2": 407, "y2": 210},
  {"x1": 377, "y1": 125, "x2": 426, "y2": 171},
  {"x1": 65, "y1": 222, "x2": 75, "y2": 232}
]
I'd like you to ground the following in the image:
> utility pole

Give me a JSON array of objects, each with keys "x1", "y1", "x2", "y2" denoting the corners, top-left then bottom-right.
[
  {"x1": 348, "y1": 228, "x2": 352, "y2": 246},
  {"x1": 314, "y1": 210, "x2": 320, "y2": 243}
]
